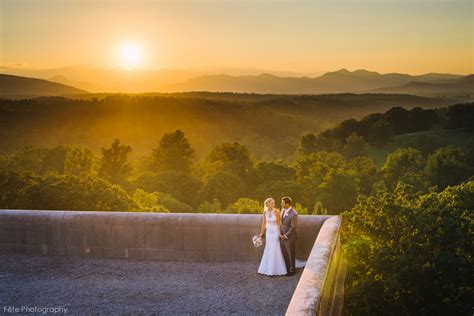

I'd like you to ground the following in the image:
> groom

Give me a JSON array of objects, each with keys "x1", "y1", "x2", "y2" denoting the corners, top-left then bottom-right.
[{"x1": 279, "y1": 196, "x2": 298, "y2": 276}]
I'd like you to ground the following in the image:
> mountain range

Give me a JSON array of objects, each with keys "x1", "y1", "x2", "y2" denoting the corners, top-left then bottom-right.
[
  {"x1": 162, "y1": 69, "x2": 471, "y2": 96},
  {"x1": 0, "y1": 68, "x2": 472, "y2": 98},
  {"x1": 367, "y1": 74, "x2": 474, "y2": 97}
]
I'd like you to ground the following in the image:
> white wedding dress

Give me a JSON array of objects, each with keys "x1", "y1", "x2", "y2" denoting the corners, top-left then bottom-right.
[{"x1": 257, "y1": 209, "x2": 288, "y2": 276}]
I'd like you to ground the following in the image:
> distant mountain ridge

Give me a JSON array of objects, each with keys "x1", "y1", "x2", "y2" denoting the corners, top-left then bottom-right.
[
  {"x1": 163, "y1": 69, "x2": 467, "y2": 95},
  {"x1": 1, "y1": 68, "x2": 470, "y2": 97},
  {"x1": 0, "y1": 74, "x2": 87, "y2": 96},
  {"x1": 367, "y1": 74, "x2": 474, "y2": 97}
]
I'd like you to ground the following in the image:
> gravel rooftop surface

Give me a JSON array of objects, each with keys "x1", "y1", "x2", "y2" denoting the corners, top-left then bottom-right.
[{"x1": 0, "y1": 254, "x2": 303, "y2": 315}]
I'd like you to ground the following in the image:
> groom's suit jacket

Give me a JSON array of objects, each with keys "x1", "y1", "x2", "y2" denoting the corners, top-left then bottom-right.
[{"x1": 281, "y1": 207, "x2": 298, "y2": 240}]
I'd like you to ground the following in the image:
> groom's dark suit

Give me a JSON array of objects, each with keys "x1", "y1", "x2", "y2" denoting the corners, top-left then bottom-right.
[{"x1": 280, "y1": 207, "x2": 298, "y2": 275}]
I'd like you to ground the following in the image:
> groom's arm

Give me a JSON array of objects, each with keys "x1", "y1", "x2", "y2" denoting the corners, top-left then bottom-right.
[{"x1": 284, "y1": 214, "x2": 298, "y2": 239}]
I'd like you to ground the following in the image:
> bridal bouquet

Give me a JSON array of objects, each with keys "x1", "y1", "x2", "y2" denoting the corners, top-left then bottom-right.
[{"x1": 252, "y1": 235, "x2": 263, "y2": 248}]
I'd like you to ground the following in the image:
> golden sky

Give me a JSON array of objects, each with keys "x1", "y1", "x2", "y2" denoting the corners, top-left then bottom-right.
[{"x1": 1, "y1": 0, "x2": 473, "y2": 75}]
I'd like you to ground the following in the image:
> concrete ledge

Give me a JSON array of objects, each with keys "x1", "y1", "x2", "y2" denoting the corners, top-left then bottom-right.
[
  {"x1": 0, "y1": 209, "x2": 329, "y2": 262},
  {"x1": 286, "y1": 216, "x2": 344, "y2": 316}
]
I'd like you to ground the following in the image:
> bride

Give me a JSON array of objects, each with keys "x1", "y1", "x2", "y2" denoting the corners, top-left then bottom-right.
[{"x1": 257, "y1": 197, "x2": 288, "y2": 276}]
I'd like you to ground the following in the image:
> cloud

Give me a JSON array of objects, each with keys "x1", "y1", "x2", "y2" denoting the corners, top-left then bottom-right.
[{"x1": 4, "y1": 62, "x2": 29, "y2": 68}]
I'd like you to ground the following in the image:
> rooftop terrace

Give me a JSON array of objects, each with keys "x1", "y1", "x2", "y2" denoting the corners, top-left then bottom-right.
[
  {"x1": 1, "y1": 254, "x2": 303, "y2": 314},
  {"x1": 0, "y1": 210, "x2": 345, "y2": 315}
]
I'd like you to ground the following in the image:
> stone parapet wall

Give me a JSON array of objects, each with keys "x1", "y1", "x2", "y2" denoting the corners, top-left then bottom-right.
[
  {"x1": 0, "y1": 210, "x2": 329, "y2": 261},
  {"x1": 286, "y1": 216, "x2": 345, "y2": 315}
]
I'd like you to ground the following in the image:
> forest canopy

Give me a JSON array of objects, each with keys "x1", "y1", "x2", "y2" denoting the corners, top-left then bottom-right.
[{"x1": 0, "y1": 93, "x2": 458, "y2": 160}]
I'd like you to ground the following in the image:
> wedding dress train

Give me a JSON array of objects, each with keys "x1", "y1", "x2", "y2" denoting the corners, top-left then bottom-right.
[{"x1": 257, "y1": 209, "x2": 288, "y2": 276}]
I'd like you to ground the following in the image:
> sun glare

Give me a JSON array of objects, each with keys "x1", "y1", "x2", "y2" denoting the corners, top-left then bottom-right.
[{"x1": 118, "y1": 41, "x2": 142, "y2": 70}]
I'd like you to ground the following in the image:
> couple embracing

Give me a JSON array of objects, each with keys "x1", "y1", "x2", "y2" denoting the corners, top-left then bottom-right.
[{"x1": 257, "y1": 196, "x2": 298, "y2": 276}]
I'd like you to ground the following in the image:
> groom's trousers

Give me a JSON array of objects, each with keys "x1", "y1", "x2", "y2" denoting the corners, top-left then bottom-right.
[{"x1": 280, "y1": 233, "x2": 297, "y2": 274}]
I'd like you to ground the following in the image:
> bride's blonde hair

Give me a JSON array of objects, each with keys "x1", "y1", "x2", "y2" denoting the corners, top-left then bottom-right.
[{"x1": 263, "y1": 197, "x2": 275, "y2": 213}]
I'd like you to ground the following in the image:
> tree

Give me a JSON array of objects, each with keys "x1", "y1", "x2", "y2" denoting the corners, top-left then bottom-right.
[
  {"x1": 346, "y1": 156, "x2": 380, "y2": 195},
  {"x1": 382, "y1": 147, "x2": 426, "y2": 189},
  {"x1": 153, "y1": 191, "x2": 192, "y2": 213},
  {"x1": 152, "y1": 130, "x2": 194, "y2": 172},
  {"x1": 132, "y1": 189, "x2": 191, "y2": 213},
  {"x1": 295, "y1": 151, "x2": 346, "y2": 179},
  {"x1": 65, "y1": 146, "x2": 99, "y2": 176},
  {"x1": 255, "y1": 161, "x2": 296, "y2": 182},
  {"x1": 132, "y1": 189, "x2": 170, "y2": 212},
  {"x1": 254, "y1": 180, "x2": 305, "y2": 205},
  {"x1": 227, "y1": 198, "x2": 261, "y2": 214},
  {"x1": 313, "y1": 201, "x2": 327, "y2": 215},
  {"x1": 0, "y1": 155, "x2": 8, "y2": 171},
  {"x1": 317, "y1": 168, "x2": 360, "y2": 214},
  {"x1": 405, "y1": 134, "x2": 442, "y2": 157},
  {"x1": 205, "y1": 142, "x2": 253, "y2": 178},
  {"x1": 298, "y1": 133, "x2": 343, "y2": 155},
  {"x1": 353, "y1": 112, "x2": 379, "y2": 138},
  {"x1": 383, "y1": 106, "x2": 411, "y2": 134},
  {"x1": 367, "y1": 120, "x2": 394, "y2": 146},
  {"x1": 9, "y1": 172, "x2": 138, "y2": 211},
  {"x1": 341, "y1": 181, "x2": 474, "y2": 315},
  {"x1": 343, "y1": 133, "x2": 368, "y2": 159},
  {"x1": 131, "y1": 170, "x2": 201, "y2": 207},
  {"x1": 295, "y1": 151, "x2": 346, "y2": 207},
  {"x1": 197, "y1": 170, "x2": 246, "y2": 207},
  {"x1": 445, "y1": 103, "x2": 474, "y2": 130},
  {"x1": 0, "y1": 169, "x2": 38, "y2": 209},
  {"x1": 197, "y1": 199, "x2": 223, "y2": 213},
  {"x1": 425, "y1": 146, "x2": 471, "y2": 190},
  {"x1": 6, "y1": 144, "x2": 46, "y2": 174},
  {"x1": 408, "y1": 107, "x2": 440, "y2": 132},
  {"x1": 40, "y1": 145, "x2": 69, "y2": 174},
  {"x1": 334, "y1": 118, "x2": 363, "y2": 141},
  {"x1": 99, "y1": 139, "x2": 133, "y2": 185},
  {"x1": 466, "y1": 139, "x2": 474, "y2": 168}
]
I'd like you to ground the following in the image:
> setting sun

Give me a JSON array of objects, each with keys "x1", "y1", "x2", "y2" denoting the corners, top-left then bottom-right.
[{"x1": 118, "y1": 41, "x2": 142, "y2": 69}]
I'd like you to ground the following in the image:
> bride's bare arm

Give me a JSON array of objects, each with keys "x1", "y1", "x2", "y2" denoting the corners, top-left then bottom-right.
[{"x1": 259, "y1": 211, "x2": 267, "y2": 237}]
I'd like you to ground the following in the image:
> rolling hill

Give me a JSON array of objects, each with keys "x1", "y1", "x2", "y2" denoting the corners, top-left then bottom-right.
[
  {"x1": 368, "y1": 128, "x2": 474, "y2": 165},
  {"x1": 367, "y1": 75, "x2": 474, "y2": 97},
  {"x1": 0, "y1": 74, "x2": 87, "y2": 97}
]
